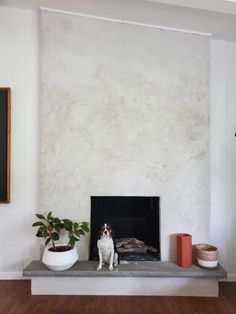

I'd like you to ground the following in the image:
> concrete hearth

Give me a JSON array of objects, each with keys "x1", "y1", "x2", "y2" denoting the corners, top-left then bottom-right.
[{"x1": 23, "y1": 261, "x2": 226, "y2": 296}]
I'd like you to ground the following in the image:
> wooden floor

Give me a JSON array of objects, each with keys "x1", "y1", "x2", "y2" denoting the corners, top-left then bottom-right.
[{"x1": 0, "y1": 281, "x2": 235, "y2": 314}]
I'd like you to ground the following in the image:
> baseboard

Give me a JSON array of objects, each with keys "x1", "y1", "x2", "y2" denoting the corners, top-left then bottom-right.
[
  {"x1": 0, "y1": 272, "x2": 23, "y2": 280},
  {"x1": 220, "y1": 273, "x2": 236, "y2": 282}
]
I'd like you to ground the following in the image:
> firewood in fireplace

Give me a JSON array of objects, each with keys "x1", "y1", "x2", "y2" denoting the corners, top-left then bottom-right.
[{"x1": 115, "y1": 238, "x2": 148, "y2": 253}]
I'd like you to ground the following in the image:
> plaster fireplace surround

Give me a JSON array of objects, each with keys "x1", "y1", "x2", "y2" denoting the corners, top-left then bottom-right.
[
  {"x1": 34, "y1": 9, "x2": 215, "y2": 295},
  {"x1": 40, "y1": 9, "x2": 210, "y2": 261}
]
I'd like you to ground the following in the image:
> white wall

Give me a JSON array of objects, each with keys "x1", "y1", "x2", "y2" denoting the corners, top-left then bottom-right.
[
  {"x1": 0, "y1": 5, "x2": 39, "y2": 278},
  {"x1": 2, "y1": 0, "x2": 236, "y2": 41},
  {"x1": 211, "y1": 39, "x2": 236, "y2": 279}
]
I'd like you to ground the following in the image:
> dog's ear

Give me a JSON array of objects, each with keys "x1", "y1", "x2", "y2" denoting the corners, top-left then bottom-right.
[{"x1": 107, "y1": 224, "x2": 113, "y2": 235}]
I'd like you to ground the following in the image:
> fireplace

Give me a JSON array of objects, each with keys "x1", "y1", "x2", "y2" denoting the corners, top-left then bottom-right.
[{"x1": 89, "y1": 196, "x2": 160, "y2": 261}]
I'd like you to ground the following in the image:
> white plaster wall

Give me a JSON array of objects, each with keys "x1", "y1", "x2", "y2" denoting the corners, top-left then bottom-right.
[
  {"x1": 211, "y1": 40, "x2": 236, "y2": 278},
  {"x1": 40, "y1": 11, "x2": 210, "y2": 261},
  {"x1": 0, "y1": 5, "x2": 39, "y2": 277},
  {"x1": 2, "y1": 0, "x2": 236, "y2": 41}
]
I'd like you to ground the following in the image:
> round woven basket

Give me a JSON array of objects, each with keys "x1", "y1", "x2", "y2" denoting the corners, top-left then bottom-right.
[{"x1": 196, "y1": 244, "x2": 218, "y2": 261}]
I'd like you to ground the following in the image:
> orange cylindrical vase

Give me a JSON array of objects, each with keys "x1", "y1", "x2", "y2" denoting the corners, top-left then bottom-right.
[{"x1": 177, "y1": 233, "x2": 192, "y2": 268}]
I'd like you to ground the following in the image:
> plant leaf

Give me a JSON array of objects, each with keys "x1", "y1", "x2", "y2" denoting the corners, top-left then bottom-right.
[
  {"x1": 75, "y1": 230, "x2": 81, "y2": 238},
  {"x1": 69, "y1": 236, "x2": 77, "y2": 248},
  {"x1": 32, "y1": 221, "x2": 45, "y2": 227},
  {"x1": 81, "y1": 224, "x2": 89, "y2": 233},
  {"x1": 51, "y1": 232, "x2": 59, "y2": 241},
  {"x1": 55, "y1": 224, "x2": 63, "y2": 233},
  {"x1": 54, "y1": 218, "x2": 61, "y2": 224},
  {"x1": 36, "y1": 228, "x2": 48, "y2": 238},
  {"x1": 63, "y1": 219, "x2": 73, "y2": 225},
  {"x1": 35, "y1": 231, "x2": 43, "y2": 237},
  {"x1": 39, "y1": 225, "x2": 47, "y2": 231},
  {"x1": 36, "y1": 213, "x2": 45, "y2": 220},
  {"x1": 73, "y1": 222, "x2": 79, "y2": 230},
  {"x1": 79, "y1": 229, "x2": 85, "y2": 236},
  {"x1": 82, "y1": 222, "x2": 89, "y2": 226},
  {"x1": 63, "y1": 219, "x2": 73, "y2": 231},
  {"x1": 68, "y1": 230, "x2": 73, "y2": 237},
  {"x1": 47, "y1": 211, "x2": 53, "y2": 221},
  {"x1": 45, "y1": 238, "x2": 51, "y2": 246}
]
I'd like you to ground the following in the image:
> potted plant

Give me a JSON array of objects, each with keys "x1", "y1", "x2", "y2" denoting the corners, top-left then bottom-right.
[{"x1": 32, "y1": 211, "x2": 89, "y2": 271}]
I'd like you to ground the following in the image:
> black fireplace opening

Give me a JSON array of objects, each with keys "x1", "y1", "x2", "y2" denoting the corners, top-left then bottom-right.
[{"x1": 90, "y1": 196, "x2": 160, "y2": 261}]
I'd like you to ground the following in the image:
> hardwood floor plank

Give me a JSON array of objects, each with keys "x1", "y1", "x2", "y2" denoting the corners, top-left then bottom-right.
[{"x1": 0, "y1": 281, "x2": 235, "y2": 314}]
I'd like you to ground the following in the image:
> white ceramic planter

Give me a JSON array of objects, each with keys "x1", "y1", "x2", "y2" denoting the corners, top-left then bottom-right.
[{"x1": 42, "y1": 244, "x2": 79, "y2": 271}]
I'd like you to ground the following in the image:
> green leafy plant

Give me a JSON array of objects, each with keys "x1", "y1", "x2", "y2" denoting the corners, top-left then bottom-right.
[{"x1": 32, "y1": 211, "x2": 89, "y2": 252}]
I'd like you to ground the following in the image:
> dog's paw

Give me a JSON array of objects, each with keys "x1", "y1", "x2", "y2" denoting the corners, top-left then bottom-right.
[
  {"x1": 109, "y1": 265, "x2": 113, "y2": 271},
  {"x1": 97, "y1": 265, "x2": 102, "y2": 271}
]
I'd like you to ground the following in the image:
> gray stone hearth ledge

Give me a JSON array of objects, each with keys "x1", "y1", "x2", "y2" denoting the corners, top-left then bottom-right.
[{"x1": 23, "y1": 261, "x2": 227, "y2": 279}]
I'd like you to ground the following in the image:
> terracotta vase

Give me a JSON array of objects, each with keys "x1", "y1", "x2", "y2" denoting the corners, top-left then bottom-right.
[{"x1": 176, "y1": 233, "x2": 192, "y2": 268}]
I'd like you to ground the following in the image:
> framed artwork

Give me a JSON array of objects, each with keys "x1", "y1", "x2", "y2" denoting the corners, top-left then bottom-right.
[{"x1": 0, "y1": 88, "x2": 11, "y2": 203}]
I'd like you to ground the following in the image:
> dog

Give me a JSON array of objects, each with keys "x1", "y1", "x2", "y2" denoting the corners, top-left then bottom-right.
[{"x1": 97, "y1": 223, "x2": 119, "y2": 271}]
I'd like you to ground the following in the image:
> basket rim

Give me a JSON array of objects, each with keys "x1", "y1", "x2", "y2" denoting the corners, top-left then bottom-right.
[{"x1": 195, "y1": 243, "x2": 217, "y2": 251}]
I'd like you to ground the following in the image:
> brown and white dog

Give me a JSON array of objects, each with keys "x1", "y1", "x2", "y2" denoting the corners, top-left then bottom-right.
[{"x1": 97, "y1": 223, "x2": 119, "y2": 271}]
